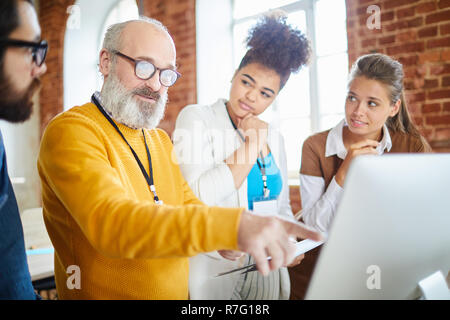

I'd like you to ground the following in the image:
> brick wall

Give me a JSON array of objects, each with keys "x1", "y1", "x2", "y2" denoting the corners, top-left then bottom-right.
[
  {"x1": 141, "y1": 0, "x2": 197, "y2": 137},
  {"x1": 346, "y1": 0, "x2": 450, "y2": 152},
  {"x1": 38, "y1": 0, "x2": 75, "y2": 135}
]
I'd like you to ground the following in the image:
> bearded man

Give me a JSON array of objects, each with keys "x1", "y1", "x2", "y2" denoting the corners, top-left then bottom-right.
[
  {"x1": 0, "y1": 0, "x2": 47, "y2": 299},
  {"x1": 37, "y1": 17, "x2": 320, "y2": 300}
]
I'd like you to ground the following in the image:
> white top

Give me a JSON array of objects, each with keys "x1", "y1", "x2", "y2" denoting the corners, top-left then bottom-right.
[
  {"x1": 299, "y1": 119, "x2": 392, "y2": 234},
  {"x1": 173, "y1": 99, "x2": 293, "y2": 299}
]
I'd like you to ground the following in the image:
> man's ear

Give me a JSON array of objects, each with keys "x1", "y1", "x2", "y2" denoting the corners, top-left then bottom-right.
[
  {"x1": 99, "y1": 49, "x2": 112, "y2": 77},
  {"x1": 390, "y1": 99, "x2": 401, "y2": 117}
]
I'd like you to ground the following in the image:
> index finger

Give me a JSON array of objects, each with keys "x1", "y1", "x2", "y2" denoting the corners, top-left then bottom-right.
[{"x1": 282, "y1": 219, "x2": 323, "y2": 242}]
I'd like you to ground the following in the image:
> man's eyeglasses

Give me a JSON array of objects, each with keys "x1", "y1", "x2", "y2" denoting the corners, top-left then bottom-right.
[
  {"x1": 112, "y1": 50, "x2": 181, "y2": 87},
  {"x1": 0, "y1": 39, "x2": 48, "y2": 67}
]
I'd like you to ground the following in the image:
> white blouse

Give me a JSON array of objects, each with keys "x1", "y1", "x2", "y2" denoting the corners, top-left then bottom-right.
[{"x1": 299, "y1": 119, "x2": 392, "y2": 234}]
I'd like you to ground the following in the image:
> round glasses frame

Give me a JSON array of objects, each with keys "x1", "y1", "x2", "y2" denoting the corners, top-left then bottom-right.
[{"x1": 112, "y1": 50, "x2": 181, "y2": 87}]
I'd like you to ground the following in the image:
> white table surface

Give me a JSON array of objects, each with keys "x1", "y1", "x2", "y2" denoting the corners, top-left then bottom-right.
[{"x1": 21, "y1": 208, "x2": 54, "y2": 281}]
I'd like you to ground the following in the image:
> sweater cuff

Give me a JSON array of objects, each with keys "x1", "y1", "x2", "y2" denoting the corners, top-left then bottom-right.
[{"x1": 203, "y1": 206, "x2": 244, "y2": 251}]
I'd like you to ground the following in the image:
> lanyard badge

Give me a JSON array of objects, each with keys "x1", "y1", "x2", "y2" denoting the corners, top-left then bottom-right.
[{"x1": 252, "y1": 197, "x2": 278, "y2": 216}]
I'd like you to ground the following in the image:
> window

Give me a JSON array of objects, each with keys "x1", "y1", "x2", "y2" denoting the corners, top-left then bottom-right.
[
  {"x1": 64, "y1": 0, "x2": 139, "y2": 111},
  {"x1": 231, "y1": 0, "x2": 348, "y2": 181},
  {"x1": 99, "y1": 0, "x2": 140, "y2": 50}
]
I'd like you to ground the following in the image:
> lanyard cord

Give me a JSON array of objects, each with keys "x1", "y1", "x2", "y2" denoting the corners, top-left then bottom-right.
[
  {"x1": 225, "y1": 103, "x2": 270, "y2": 198},
  {"x1": 91, "y1": 94, "x2": 162, "y2": 204},
  {"x1": 256, "y1": 157, "x2": 269, "y2": 198}
]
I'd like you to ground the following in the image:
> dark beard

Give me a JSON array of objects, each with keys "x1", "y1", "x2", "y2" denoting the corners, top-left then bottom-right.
[{"x1": 0, "y1": 73, "x2": 41, "y2": 123}]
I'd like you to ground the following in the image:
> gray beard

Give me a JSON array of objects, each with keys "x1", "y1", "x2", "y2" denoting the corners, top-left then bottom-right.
[{"x1": 100, "y1": 73, "x2": 168, "y2": 130}]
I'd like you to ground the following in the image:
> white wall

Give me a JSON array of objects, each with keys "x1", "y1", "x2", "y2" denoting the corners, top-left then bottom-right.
[{"x1": 196, "y1": 0, "x2": 234, "y2": 105}]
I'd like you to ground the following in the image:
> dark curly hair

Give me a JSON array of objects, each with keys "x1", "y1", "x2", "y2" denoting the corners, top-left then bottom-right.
[{"x1": 238, "y1": 13, "x2": 311, "y2": 89}]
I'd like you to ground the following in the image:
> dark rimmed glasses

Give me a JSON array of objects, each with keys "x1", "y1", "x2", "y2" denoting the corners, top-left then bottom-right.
[
  {"x1": 112, "y1": 50, "x2": 181, "y2": 87},
  {"x1": 0, "y1": 39, "x2": 48, "y2": 67}
]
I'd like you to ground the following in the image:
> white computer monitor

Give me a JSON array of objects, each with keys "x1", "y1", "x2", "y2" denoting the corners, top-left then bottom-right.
[{"x1": 305, "y1": 154, "x2": 450, "y2": 299}]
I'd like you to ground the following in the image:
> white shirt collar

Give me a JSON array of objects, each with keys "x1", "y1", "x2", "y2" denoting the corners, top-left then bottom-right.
[
  {"x1": 325, "y1": 119, "x2": 392, "y2": 159},
  {"x1": 93, "y1": 91, "x2": 101, "y2": 101}
]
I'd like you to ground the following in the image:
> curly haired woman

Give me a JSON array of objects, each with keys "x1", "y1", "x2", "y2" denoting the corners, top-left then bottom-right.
[{"x1": 173, "y1": 13, "x2": 311, "y2": 300}]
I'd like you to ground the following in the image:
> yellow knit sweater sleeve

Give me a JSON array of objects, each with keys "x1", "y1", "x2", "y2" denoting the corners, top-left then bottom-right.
[{"x1": 38, "y1": 107, "x2": 243, "y2": 260}]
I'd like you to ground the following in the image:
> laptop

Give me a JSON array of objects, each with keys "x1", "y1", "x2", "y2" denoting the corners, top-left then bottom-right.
[{"x1": 305, "y1": 154, "x2": 450, "y2": 299}]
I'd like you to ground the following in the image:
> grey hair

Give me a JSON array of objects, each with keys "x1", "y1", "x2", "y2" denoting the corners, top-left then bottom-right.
[{"x1": 101, "y1": 16, "x2": 169, "y2": 64}]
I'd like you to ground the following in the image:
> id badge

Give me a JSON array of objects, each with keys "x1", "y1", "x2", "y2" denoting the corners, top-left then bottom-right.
[{"x1": 252, "y1": 196, "x2": 278, "y2": 216}]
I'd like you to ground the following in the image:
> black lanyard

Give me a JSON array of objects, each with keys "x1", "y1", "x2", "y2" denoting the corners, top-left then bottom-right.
[
  {"x1": 225, "y1": 103, "x2": 270, "y2": 198},
  {"x1": 91, "y1": 94, "x2": 163, "y2": 205}
]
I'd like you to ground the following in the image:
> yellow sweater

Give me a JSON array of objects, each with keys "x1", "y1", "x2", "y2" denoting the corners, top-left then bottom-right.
[{"x1": 37, "y1": 102, "x2": 243, "y2": 299}]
